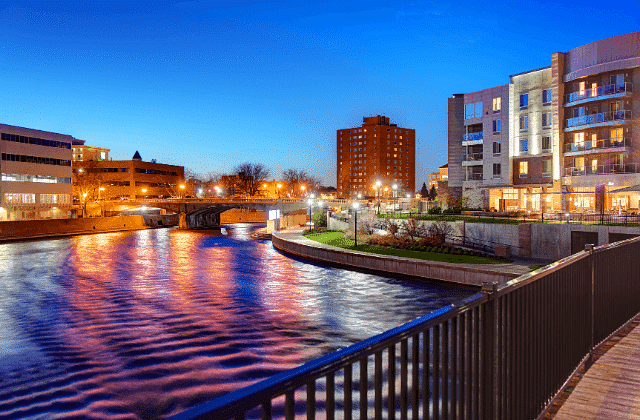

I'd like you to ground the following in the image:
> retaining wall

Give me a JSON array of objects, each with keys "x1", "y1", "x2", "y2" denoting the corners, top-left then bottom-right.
[
  {"x1": 272, "y1": 233, "x2": 520, "y2": 288},
  {"x1": 220, "y1": 210, "x2": 267, "y2": 224},
  {"x1": 0, "y1": 216, "x2": 149, "y2": 241}
]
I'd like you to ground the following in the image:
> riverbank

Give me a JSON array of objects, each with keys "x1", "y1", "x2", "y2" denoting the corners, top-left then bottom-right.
[
  {"x1": 0, "y1": 216, "x2": 161, "y2": 242},
  {"x1": 272, "y1": 230, "x2": 544, "y2": 288}
]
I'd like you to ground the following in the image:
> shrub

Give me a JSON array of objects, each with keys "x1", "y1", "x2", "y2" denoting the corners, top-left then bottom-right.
[
  {"x1": 401, "y1": 217, "x2": 427, "y2": 241},
  {"x1": 427, "y1": 221, "x2": 454, "y2": 246},
  {"x1": 427, "y1": 207, "x2": 442, "y2": 214}
]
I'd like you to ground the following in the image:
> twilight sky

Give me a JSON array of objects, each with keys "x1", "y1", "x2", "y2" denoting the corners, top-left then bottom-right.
[{"x1": 2, "y1": 1, "x2": 639, "y2": 188}]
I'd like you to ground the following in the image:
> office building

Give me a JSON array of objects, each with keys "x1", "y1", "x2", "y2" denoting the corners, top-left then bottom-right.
[
  {"x1": 449, "y1": 32, "x2": 640, "y2": 212},
  {"x1": 73, "y1": 151, "x2": 184, "y2": 201},
  {"x1": 337, "y1": 115, "x2": 415, "y2": 198},
  {"x1": 0, "y1": 124, "x2": 74, "y2": 220}
]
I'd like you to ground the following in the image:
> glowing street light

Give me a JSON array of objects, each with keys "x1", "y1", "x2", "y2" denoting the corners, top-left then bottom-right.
[
  {"x1": 375, "y1": 180, "x2": 382, "y2": 214},
  {"x1": 179, "y1": 184, "x2": 186, "y2": 198},
  {"x1": 307, "y1": 198, "x2": 313, "y2": 232},
  {"x1": 277, "y1": 183, "x2": 282, "y2": 199},
  {"x1": 300, "y1": 185, "x2": 306, "y2": 197}
]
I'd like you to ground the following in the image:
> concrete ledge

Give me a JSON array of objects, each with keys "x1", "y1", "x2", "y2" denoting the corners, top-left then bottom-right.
[
  {"x1": 272, "y1": 232, "x2": 523, "y2": 288},
  {"x1": 0, "y1": 216, "x2": 150, "y2": 242}
]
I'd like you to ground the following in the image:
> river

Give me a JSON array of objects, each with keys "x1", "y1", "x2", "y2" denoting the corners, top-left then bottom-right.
[{"x1": 0, "y1": 225, "x2": 472, "y2": 419}]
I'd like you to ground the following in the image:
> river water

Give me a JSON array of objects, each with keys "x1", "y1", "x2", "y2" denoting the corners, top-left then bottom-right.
[{"x1": 0, "y1": 225, "x2": 472, "y2": 419}]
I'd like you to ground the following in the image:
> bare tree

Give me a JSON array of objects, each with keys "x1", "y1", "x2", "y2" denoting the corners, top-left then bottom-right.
[
  {"x1": 235, "y1": 163, "x2": 270, "y2": 197},
  {"x1": 428, "y1": 221, "x2": 453, "y2": 245},
  {"x1": 282, "y1": 169, "x2": 316, "y2": 197},
  {"x1": 401, "y1": 217, "x2": 427, "y2": 241},
  {"x1": 72, "y1": 161, "x2": 103, "y2": 217}
]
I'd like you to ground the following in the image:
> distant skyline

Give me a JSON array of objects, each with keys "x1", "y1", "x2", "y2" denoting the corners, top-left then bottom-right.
[{"x1": 2, "y1": 1, "x2": 639, "y2": 188}]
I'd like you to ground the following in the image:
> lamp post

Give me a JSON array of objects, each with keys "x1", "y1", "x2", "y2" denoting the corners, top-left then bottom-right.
[
  {"x1": 179, "y1": 184, "x2": 185, "y2": 198},
  {"x1": 99, "y1": 187, "x2": 105, "y2": 217},
  {"x1": 277, "y1": 183, "x2": 282, "y2": 199},
  {"x1": 392, "y1": 184, "x2": 398, "y2": 216},
  {"x1": 376, "y1": 180, "x2": 382, "y2": 214},
  {"x1": 300, "y1": 185, "x2": 306, "y2": 198},
  {"x1": 307, "y1": 198, "x2": 313, "y2": 232},
  {"x1": 353, "y1": 202, "x2": 360, "y2": 247}
]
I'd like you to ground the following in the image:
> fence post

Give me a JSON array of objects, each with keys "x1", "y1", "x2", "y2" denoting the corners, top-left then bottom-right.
[
  {"x1": 585, "y1": 243, "x2": 596, "y2": 369},
  {"x1": 481, "y1": 281, "x2": 498, "y2": 419}
]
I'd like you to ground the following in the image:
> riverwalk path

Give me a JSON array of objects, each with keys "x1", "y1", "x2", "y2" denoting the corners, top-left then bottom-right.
[
  {"x1": 546, "y1": 313, "x2": 640, "y2": 419},
  {"x1": 272, "y1": 229, "x2": 551, "y2": 287}
]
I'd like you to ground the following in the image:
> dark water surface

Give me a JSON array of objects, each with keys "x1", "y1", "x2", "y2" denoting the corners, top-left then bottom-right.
[{"x1": 0, "y1": 225, "x2": 472, "y2": 419}]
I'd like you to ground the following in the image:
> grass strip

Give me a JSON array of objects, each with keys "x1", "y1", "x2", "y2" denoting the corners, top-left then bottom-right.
[{"x1": 304, "y1": 231, "x2": 504, "y2": 265}]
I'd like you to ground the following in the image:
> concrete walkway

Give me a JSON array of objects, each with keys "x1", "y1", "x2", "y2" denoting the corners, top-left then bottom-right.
[{"x1": 274, "y1": 230, "x2": 552, "y2": 285}]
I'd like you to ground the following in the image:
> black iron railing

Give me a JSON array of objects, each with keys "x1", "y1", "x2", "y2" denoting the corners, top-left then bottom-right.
[{"x1": 170, "y1": 237, "x2": 640, "y2": 420}]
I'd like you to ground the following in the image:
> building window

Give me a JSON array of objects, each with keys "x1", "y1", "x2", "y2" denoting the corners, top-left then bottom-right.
[
  {"x1": 542, "y1": 89, "x2": 552, "y2": 105},
  {"x1": 542, "y1": 159, "x2": 551, "y2": 177},
  {"x1": 519, "y1": 116, "x2": 528, "y2": 130},
  {"x1": 493, "y1": 119, "x2": 501, "y2": 133},
  {"x1": 493, "y1": 163, "x2": 501, "y2": 178},
  {"x1": 519, "y1": 161, "x2": 528, "y2": 178},
  {"x1": 542, "y1": 136, "x2": 551, "y2": 151},
  {"x1": 465, "y1": 102, "x2": 483, "y2": 119},
  {"x1": 493, "y1": 141, "x2": 501, "y2": 156},
  {"x1": 492, "y1": 97, "x2": 501, "y2": 112},
  {"x1": 542, "y1": 112, "x2": 552, "y2": 128},
  {"x1": 520, "y1": 94, "x2": 528, "y2": 108},
  {"x1": 520, "y1": 138, "x2": 528, "y2": 154}
]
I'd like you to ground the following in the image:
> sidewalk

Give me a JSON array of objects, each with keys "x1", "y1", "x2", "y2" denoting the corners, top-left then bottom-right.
[{"x1": 547, "y1": 315, "x2": 640, "y2": 419}]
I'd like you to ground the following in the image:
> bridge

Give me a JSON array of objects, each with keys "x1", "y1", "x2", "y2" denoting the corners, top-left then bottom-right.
[{"x1": 99, "y1": 198, "x2": 349, "y2": 229}]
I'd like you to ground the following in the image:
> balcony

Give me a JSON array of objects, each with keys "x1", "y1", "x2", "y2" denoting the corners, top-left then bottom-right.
[
  {"x1": 564, "y1": 163, "x2": 638, "y2": 177},
  {"x1": 463, "y1": 132, "x2": 483, "y2": 141},
  {"x1": 565, "y1": 110, "x2": 631, "y2": 131},
  {"x1": 462, "y1": 153, "x2": 483, "y2": 165},
  {"x1": 565, "y1": 82, "x2": 633, "y2": 106},
  {"x1": 467, "y1": 173, "x2": 483, "y2": 181},
  {"x1": 564, "y1": 137, "x2": 630, "y2": 155}
]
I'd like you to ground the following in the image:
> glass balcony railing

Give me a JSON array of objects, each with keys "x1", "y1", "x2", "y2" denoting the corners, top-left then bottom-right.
[
  {"x1": 564, "y1": 137, "x2": 630, "y2": 153},
  {"x1": 564, "y1": 163, "x2": 638, "y2": 177},
  {"x1": 463, "y1": 132, "x2": 483, "y2": 141},
  {"x1": 467, "y1": 173, "x2": 483, "y2": 181},
  {"x1": 463, "y1": 153, "x2": 483, "y2": 161},
  {"x1": 566, "y1": 110, "x2": 631, "y2": 128},
  {"x1": 566, "y1": 82, "x2": 632, "y2": 104}
]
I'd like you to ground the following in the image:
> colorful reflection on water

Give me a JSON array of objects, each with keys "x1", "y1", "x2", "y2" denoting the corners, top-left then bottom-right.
[{"x1": 0, "y1": 225, "x2": 472, "y2": 419}]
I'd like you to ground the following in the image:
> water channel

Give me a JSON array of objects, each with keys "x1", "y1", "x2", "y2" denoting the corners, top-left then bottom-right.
[{"x1": 0, "y1": 224, "x2": 473, "y2": 419}]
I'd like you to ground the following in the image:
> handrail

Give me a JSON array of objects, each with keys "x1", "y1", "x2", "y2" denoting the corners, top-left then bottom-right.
[
  {"x1": 170, "y1": 235, "x2": 640, "y2": 420},
  {"x1": 169, "y1": 293, "x2": 487, "y2": 419}
]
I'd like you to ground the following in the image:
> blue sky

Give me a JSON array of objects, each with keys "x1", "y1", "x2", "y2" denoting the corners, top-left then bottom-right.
[{"x1": 2, "y1": 1, "x2": 639, "y2": 187}]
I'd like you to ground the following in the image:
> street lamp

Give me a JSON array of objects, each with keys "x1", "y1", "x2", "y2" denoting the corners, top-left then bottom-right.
[
  {"x1": 353, "y1": 202, "x2": 360, "y2": 247},
  {"x1": 277, "y1": 183, "x2": 282, "y2": 199},
  {"x1": 300, "y1": 185, "x2": 306, "y2": 197},
  {"x1": 307, "y1": 198, "x2": 313, "y2": 232},
  {"x1": 392, "y1": 184, "x2": 398, "y2": 215},
  {"x1": 376, "y1": 180, "x2": 382, "y2": 214},
  {"x1": 179, "y1": 184, "x2": 185, "y2": 198}
]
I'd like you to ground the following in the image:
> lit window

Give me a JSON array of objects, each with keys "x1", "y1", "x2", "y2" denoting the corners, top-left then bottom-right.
[
  {"x1": 492, "y1": 97, "x2": 501, "y2": 112},
  {"x1": 519, "y1": 161, "x2": 528, "y2": 177}
]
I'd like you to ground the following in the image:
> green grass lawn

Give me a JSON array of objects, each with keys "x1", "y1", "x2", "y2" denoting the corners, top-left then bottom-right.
[{"x1": 304, "y1": 231, "x2": 504, "y2": 264}]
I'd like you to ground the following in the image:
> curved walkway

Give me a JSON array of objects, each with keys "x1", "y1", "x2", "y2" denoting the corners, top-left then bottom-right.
[
  {"x1": 272, "y1": 230, "x2": 546, "y2": 288},
  {"x1": 548, "y1": 314, "x2": 640, "y2": 419}
]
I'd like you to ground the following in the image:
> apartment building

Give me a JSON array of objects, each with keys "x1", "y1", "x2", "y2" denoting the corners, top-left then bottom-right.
[
  {"x1": 449, "y1": 32, "x2": 640, "y2": 212},
  {"x1": 428, "y1": 164, "x2": 448, "y2": 189},
  {"x1": 337, "y1": 115, "x2": 415, "y2": 198},
  {"x1": 0, "y1": 124, "x2": 74, "y2": 220}
]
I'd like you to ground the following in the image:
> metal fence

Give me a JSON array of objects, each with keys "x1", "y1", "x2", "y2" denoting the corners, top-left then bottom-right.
[{"x1": 170, "y1": 237, "x2": 640, "y2": 420}]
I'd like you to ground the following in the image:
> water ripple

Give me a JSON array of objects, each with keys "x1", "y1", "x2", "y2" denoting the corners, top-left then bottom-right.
[{"x1": 0, "y1": 225, "x2": 471, "y2": 419}]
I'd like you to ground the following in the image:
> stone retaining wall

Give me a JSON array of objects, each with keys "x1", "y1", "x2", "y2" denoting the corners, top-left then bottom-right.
[
  {"x1": 272, "y1": 233, "x2": 519, "y2": 288},
  {"x1": 0, "y1": 216, "x2": 149, "y2": 241}
]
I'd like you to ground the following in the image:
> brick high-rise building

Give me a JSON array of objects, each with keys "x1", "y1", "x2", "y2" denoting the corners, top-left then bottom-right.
[{"x1": 336, "y1": 115, "x2": 415, "y2": 198}]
